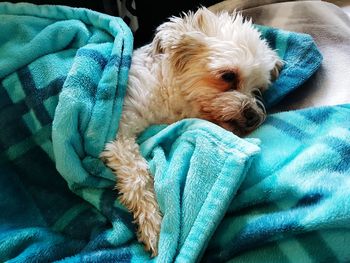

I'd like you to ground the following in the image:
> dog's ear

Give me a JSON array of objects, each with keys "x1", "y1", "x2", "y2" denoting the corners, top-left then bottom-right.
[
  {"x1": 152, "y1": 18, "x2": 186, "y2": 55},
  {"x1": 169, "y1": 33, "x2": 208, "y2": 73},
  {"x1": 153, "y1": 30, "x2": 208, "y2": 72},
  {"x1": 152, "y1": 8, "x2": 211, "y2": 72},
  {"x1": 152, "y1": 7, "x2": 213, "y2": 55}
]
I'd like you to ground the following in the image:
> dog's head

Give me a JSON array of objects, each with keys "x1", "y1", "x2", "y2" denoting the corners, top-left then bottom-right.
[{"x1": 152, "y1": 7, "x2": 282, "y2": 135}]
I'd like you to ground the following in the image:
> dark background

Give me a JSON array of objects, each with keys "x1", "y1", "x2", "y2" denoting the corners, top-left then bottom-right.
[{"x1": 5, "y1": 0, "x2": 222, "y2": 47}]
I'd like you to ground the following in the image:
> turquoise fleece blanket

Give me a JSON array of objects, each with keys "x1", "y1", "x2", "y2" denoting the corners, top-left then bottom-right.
[
  {"x1": 2, "y1": 2, "x2": 346, "y2": 263},
  {"x1": 203, "y1": 104, "x2": 350, "y2": 262}
]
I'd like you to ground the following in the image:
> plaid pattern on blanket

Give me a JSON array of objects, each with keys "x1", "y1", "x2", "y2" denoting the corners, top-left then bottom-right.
[
  {"x1": 203, "y1": 104, "x2": 350, "y2": 262},
  {"x1": 1, "y1": 59, "x2": 64, "y2": 163},
  {"x1": 0, "y1": 3, "x2": 136, "y2": 262}
]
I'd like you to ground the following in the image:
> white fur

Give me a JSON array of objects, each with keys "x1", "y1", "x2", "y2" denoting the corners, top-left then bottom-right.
[{"x1": 101, "y1": 7, "x2": 281, "y2": 256}]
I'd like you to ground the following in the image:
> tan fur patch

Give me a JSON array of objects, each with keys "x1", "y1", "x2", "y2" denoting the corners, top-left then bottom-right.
[{"x1": 170, "y1": 35, "x2": 209, "y2": 73}]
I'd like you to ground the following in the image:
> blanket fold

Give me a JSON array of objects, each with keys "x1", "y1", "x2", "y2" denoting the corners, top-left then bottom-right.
[
  {"x1": 255, "y1": 25, "x2": 323, "y2": 108},
  {"x1": 138, "y1": 120, "x2": 260, "y2": 262},
  {"x1": 0, "y1": 2, "x2": 331, "y2": 263}
]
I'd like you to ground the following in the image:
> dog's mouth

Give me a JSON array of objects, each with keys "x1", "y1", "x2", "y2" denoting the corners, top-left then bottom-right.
[{"x1": 220, "y1": 106, "x2": 266, "y2": 137}]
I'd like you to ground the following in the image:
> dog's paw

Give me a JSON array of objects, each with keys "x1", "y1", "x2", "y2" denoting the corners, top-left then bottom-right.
[
  {"x1": 137, "y1": 209, "x2": 162, "y2": 257},
  {"x1": 101, "y1": 139, "x2": 162, "y2": 257}
]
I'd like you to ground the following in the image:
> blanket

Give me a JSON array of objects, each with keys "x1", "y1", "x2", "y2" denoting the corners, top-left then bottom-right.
[
  {"x1": 203, "y1": 104, "x2": 350, "y2": 262},
  {"x1": 0, "y1": 2, "x2": 325, "y2": 262}
]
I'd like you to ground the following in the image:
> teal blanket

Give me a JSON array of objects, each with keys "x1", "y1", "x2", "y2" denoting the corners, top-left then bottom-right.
[
  {"x1": 204, "y1": 104, "x2": 350, "y2": 262},
  {"x1": 2, "y1": 2, "x2": 347, "y2": 263}
]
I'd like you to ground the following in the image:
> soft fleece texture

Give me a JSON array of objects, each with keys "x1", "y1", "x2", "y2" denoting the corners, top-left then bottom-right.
[
  {"x1": 0, "y1": 2, "x2": 328, "y2": 263},
  {"x1": 203, "y1": 104, "x2": 350, "y2": 263}
]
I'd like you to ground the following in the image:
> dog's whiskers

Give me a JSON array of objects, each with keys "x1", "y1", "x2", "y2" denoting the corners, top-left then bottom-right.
[{"x1": 256, "y1": 99, "x2": 266, "y2": 114}]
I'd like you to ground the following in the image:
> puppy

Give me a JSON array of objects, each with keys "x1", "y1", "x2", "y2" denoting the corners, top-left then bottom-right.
[{"x1": 101, "y1": 7, "x2": 282, "y2": 256}]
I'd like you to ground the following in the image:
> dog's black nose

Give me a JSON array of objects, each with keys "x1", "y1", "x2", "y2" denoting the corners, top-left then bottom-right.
[{"x1": 243, "y1": 108, "x2": 260, "y2": 128}]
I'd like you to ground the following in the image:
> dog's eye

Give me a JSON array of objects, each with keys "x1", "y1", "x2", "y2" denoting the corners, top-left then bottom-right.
[{"x1": 221, "y1": 72, "x2": 236, "y2": 83}]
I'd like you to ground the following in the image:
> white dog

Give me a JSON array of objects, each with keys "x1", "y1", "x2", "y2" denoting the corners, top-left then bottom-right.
[{"x1": 101, "y1": 7, "x2": 281, "y2": 256}]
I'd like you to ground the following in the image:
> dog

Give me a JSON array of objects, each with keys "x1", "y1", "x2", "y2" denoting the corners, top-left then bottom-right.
[{"x1": 101, "y1": 7, "x2": 282, "y2": 256}]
